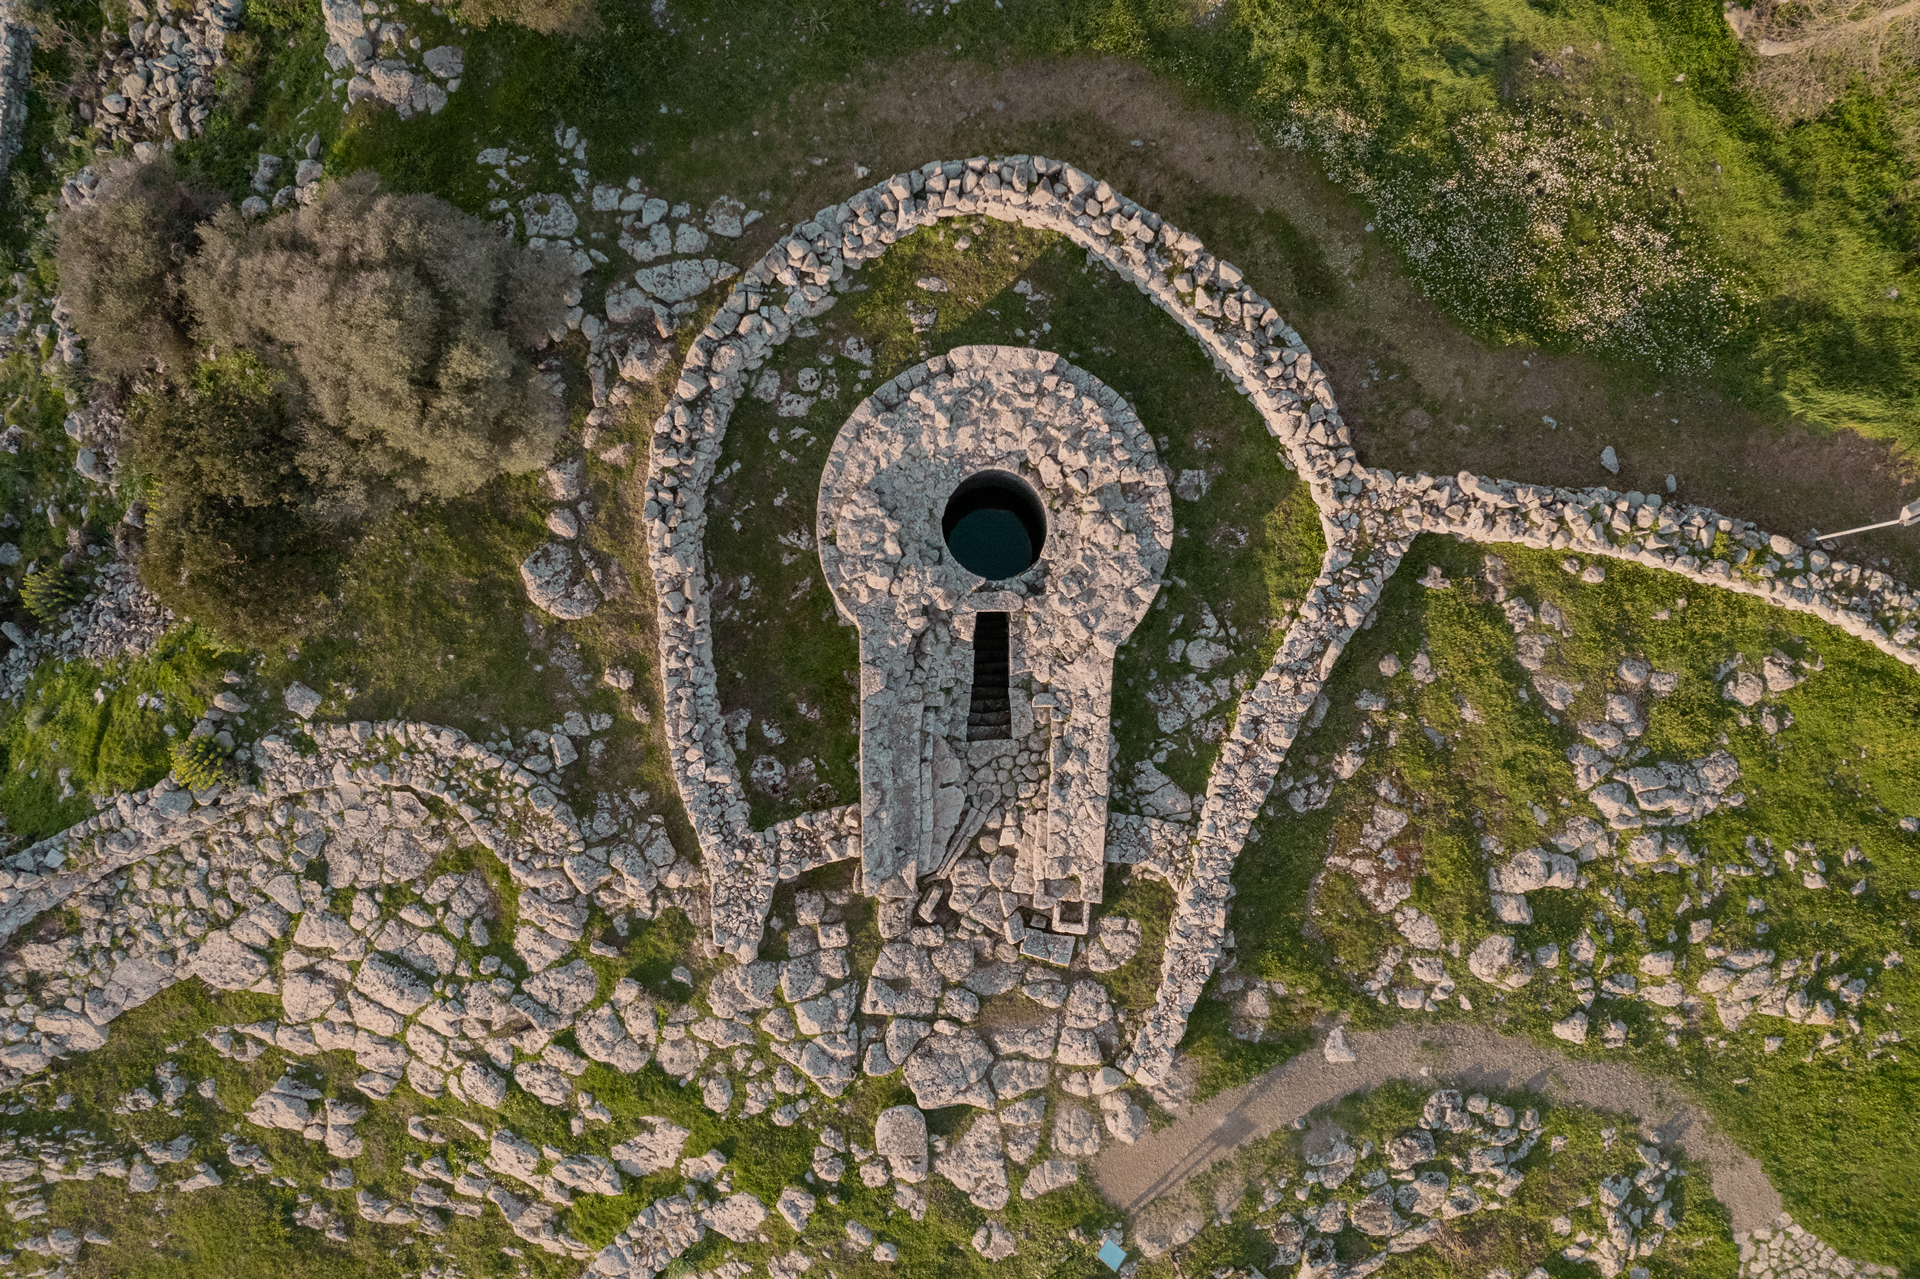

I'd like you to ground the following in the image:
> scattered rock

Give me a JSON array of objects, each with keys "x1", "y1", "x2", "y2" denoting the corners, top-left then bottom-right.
[
  {"x1": 1467, "y1": 936, "x2": 1534, "y2": 990},
  {"x1": 972, "y1": 1219, "x2": 1017, "y2": 1260},
  {"x1": 283, "y1": 683, "x2": 322, "y2": 719},
  {"x1": 875, "y1": 1105, "x2": 927, "y2": 1183},
  {"x1": 521, "y1": 542, "x2": 600, "y2": 620}
]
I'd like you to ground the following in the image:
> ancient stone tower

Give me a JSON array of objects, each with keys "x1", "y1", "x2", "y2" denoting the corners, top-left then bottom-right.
[{"x1": 817, "y1": 346, "x2": 1172, "y2": 948}]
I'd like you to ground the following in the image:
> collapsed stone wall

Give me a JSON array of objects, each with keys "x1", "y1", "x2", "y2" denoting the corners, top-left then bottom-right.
[
  {"x1": 0, "y1": 560, "x2": 175, "y2": 704},
  {"x1": 87, "y1": 0, "x2": 243, "y2": 144},
  {"x1": 0, "y1": 0, "x2": 28, "y2": 190},
  {"x1": 0, "y1": 707, "x2": 717, "y2": 1262}
]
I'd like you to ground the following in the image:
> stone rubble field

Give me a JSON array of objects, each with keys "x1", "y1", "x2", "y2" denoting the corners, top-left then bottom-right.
[
  {"x1": 1293, "y1": 550, "x2": 1909, "y2": 1067},
  {"x1": 0, "y1": 698, "x2": 1146, "y2": 1274},
  {"x1": 83, "y1": 0, "x2": 244, "y2": 145},
  {"x1": 1153, "y1": 1088, "x2": 1705, "y2": 1278}
]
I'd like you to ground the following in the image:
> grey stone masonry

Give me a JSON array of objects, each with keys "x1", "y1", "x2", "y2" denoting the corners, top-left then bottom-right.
[
  {"x1": 0, "y1": 0, "x2": 28, "y2": 190},
  {"x1": 816, "y1": 346, "x2": 1170, "y2": 914},
  {"x1": 1375, "y1": 470, "x2": 1920, "y2": 668},
  {"x1": 1738, "y1": 1214, "x2": 1899, "y2": 1278},
  {"x1": 629, "y1": 156, "x2": 1920, "y2": 1094}
]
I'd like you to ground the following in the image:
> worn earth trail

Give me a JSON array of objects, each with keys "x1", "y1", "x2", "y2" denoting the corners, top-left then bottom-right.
[
  {"x1": 1093, "y1": 1022, "x2": 1783, "y2": 1234},
  {"x1": 823, "y1": 55, "x2": 1920, "y2": 584}
]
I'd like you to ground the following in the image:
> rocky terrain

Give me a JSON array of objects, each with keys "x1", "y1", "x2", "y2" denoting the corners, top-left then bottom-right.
[
  {"x1": 84, "y1": 0, "x2": 244, "y2": 145},
  {"x1": 0, "y1": 23, "x2": 1911, "y2": 1265}
]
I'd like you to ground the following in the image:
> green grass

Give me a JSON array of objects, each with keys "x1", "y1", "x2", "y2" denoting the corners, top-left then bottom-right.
[
  {"x1": 0, "y1": 628, "x2": 238, "y2": 840},
  {"x1": 1205, "y1": 534, "x2": 1920, "y2": 1270},
  {"x1": 1063, "y1": 0, "x2": 1920, "y2": 452},
  {"x1": 0, "y1": 345, "x2": 88, "y2": 591},
  {"x1": 141, "y1": 0, "x2": 1920, "y2": 458},
  {"x1": 230, "y1": 471, "x2": 696, "y2": 856}
]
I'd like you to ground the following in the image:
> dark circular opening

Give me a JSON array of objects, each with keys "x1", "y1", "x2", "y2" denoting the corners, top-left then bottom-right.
[{"x1": 941, "y1": 470, "x2": 1046, "y2": 580}]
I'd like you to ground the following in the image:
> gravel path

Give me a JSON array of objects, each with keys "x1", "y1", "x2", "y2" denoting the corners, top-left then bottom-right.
[{"x1": 1093, "y1": 1022, "x2": 1783, "y2": 1235}]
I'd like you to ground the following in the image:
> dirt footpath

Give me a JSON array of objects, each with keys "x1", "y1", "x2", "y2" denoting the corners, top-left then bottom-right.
[
  {"x1": 1094, "y1": 1022, "x2": 1783, "y2": 1234},
  {"x1": 829, "y1": 55, "x2": 1920, "y2": 585}
]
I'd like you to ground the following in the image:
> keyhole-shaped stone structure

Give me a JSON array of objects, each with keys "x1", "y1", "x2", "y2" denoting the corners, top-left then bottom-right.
[{"x1": 818, "y1": 346, "x2": 1172, "y2": 946}]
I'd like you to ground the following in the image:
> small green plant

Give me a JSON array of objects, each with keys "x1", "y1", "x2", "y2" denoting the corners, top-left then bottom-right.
[
  {"x1": 169, "y1": 733, "x2": 230, "y2": 791},
  {"x1": 19, "y1": 567, "x2": 85, "y2": 622}
]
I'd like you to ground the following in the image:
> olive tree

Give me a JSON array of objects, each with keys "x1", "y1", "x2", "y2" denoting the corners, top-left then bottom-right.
[
  {"x1": 182, "y1": 171, "x2": 574, "y2": 519},
  {"x1": 128, "y1": 354, "x2": 342, "y2": 644},
  {"x1": 53, "y1": 156, "x2": 222, "y2": 377}
]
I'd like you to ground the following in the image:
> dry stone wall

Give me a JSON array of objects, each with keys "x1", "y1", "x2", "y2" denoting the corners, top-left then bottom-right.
[
  {"x1": 630, "y1": 154, "x2": 1920, "y2": 1098},
  {"x1": 634, "y1": 154, "x2": 1391, "y2": 986},
  {"x1": 0, "y1": 0, "x2": 28, "y2": 189},
  {"x1": 1373, "y1": 470, "x2": 1920, "y2": 666}
]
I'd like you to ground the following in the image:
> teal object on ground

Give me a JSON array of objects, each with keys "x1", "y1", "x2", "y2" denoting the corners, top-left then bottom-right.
[{"x1": 1098, "y1": 1239, "x2": 1128, "y2": 1270}]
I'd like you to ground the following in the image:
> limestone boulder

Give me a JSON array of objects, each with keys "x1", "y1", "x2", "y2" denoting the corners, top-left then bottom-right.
[
  {"x1": 903, "y1": 1027, "x2": 994, "y2": 1109},
  {"x1": 1466, "y1": 935, "x2": 1534, "y2": 989},
  {"x1": 612, "y1": 1119, "x2": 690, "y2": 1177},
  {"x1": 521, "y1": 542, "x2": 600, "y2": 620},
  {"x1": 190, "y1": 931, "x2": 270, "y2": 991},
  {"x1": 703, "y1": 1192, "x2": 766, "y2": 1243},
  {"x1": 933, "y1": 1113, "x2": 1008, "y2": 1210},
  {"x1": 874, "y1": 1105, "x2": 927, "y2": 1183}
]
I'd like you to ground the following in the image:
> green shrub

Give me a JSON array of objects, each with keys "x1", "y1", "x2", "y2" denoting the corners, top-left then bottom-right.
[
  {"x1": 168, "y1": 732, "x2": 229, "y2": 791},
  {"x1": 108, "y1": 165, "x2": 574, "y2": 644},
  {"x1": 244, "y1": 0, "x2": 322, "y2": 32},
  {"x1": 53, "y1": 156, "x2": 223, "y2": 378},
  {"x1": 128, "y1": 354, "x2": 343, "y2": 646},
  {"x1": 181, "y1": 171, "x2": 575, "y2": 519},
  {"x1": 19, "y1": 567, "x2": 85, "y2": 622}
]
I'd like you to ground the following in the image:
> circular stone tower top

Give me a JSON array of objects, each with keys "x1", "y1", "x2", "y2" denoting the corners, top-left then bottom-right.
[{"x1": 818, "y1": 345, "x2": 1172, "y2": 932}]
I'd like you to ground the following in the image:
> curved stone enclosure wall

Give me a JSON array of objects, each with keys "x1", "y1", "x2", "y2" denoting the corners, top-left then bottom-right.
[
  {"x1": 817, "y1": 346, "x2": 1171, "y2": 923},
  {"x1": 636, "y1": 154, "x2": 1920, "y2": 1081},
  {"x1": 639, "y1": 154, "x2": 1391, "y2": 969}
]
